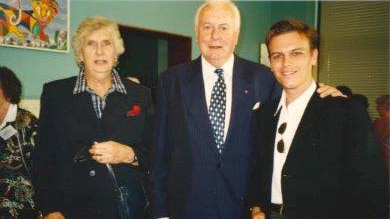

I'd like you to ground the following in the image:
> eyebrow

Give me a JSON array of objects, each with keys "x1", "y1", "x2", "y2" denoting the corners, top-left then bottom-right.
[{"x1": 270, "y1": 47, "x2": 305, "y2": 55}]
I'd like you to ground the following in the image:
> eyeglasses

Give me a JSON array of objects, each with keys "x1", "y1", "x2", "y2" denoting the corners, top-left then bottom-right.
[
  {"x1": 277, "y1": 122, "x2": 287, "y2": 153},
  {"x1": 73, "y1": 144, "x2": 92, "y2": 163}
]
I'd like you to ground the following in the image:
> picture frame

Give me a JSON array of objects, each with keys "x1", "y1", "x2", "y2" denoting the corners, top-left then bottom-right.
[{"x1": 0, "y1": 0, "x2": 70, "y2": 53}]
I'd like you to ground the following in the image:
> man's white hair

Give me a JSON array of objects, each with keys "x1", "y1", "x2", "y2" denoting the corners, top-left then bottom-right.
[{"x1": 194, "y1": 0, "x2": 241, "y2": 35}]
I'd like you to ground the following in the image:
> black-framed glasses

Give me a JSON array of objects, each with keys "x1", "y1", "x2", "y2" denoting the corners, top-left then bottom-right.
[{"x1": 277, "y1": 122, "x2": 287, "y2": 153}]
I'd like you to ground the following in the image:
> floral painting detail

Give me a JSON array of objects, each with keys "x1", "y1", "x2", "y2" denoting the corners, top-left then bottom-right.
[{"x1": 0, "y1": 0, "x2": 69, "y2": 53}]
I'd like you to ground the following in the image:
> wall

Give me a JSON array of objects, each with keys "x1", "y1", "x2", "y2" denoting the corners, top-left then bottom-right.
[
  {"x1": 270, "y1": 1, "x2": 316, "y2": 27},
  {"x1": 0, "y1": 1, "x2": 314, "y2": 99}
]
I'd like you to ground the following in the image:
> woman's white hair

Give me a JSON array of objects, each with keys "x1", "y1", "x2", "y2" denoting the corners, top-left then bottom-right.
[{"x1": 71, "y1": 16, "x2": 125, "y2": 65}]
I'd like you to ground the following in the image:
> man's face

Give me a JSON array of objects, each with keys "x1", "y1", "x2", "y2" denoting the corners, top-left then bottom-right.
[
  {"x1": 269, "y1": 31, "x2": 318, "y2": 94},
  {"x1": 196, "y1": 4, "x2": 239, "y2": 67},
  {"x1": 79, "y1": 28, "x2": 117, "y2": 81}
]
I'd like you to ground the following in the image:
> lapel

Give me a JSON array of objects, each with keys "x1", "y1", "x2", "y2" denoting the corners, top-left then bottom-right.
[
  {"x1": 224, "y1": 56, "x2": 254, "y2": 146},
  {"x1": 284, "y1": 92, "x2": 322, "y2": 169},
  {"x1": 182, "y1": 57, "x2": 218, "y2": 155},
  {"x1": 69, "y1": 92, "x2": 99, "y2": 127},
  {"x1": 265, "y1": 99, "x2": 281, "y2": 174}
]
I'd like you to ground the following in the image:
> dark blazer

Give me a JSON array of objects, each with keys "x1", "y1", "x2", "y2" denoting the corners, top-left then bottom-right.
[
  {"x1": 33, "y1": 76, "x2": 154, "y2": 219},
  {"x1": 150, "y1": 56, "x2": 281, "y2": 219},
  {"x1": 248, "y1": 92, "x2": 387, "y2": 219}
]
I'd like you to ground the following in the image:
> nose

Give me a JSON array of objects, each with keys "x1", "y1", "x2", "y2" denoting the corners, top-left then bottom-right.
[
  {"x1": 282, "y1": 55, "x2": 292, "y2": 67},
  {"x1": 211, "y1": 28, "x2": 221, "y2": 40},
  {"x1": 96, "y1": 43, "x2": 103, "y2": 55}
]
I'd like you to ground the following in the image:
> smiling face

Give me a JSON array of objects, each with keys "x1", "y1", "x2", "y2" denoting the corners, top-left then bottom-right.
[
  {"x1": 196, "y1": 3, "x2": 239, "y2": 67},
  {"x1": 79, "y1": 27, "x2": 117, "y2": 82},
  {"x1": 269, "y1": 31, "x2": 318, "y2": 96}
]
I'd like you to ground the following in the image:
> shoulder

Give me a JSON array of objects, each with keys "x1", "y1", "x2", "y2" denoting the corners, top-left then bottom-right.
[
  {"x1": 122, "y1": 78, "x2": 151, "y2": 98},
  {"x1": 16, "y1": 107, "x2": 38, "y2": 126},
  {"x1": 315, "y1": 94, "x2": 369, "y2": 122},
  {"x1": 43, "y1": 76, "x2": 77, "y2": 92},
  {"x1": 235, "y1": 56, "x2": 277, "y2": 88},
  {"x1": 160, "y1": 59, "x2": 196, "y2": 79},
  {"x1": 235, "y1": 56, "x2": 273, "y2": 76}
]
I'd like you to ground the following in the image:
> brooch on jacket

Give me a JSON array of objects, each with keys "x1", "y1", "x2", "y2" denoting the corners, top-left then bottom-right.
[{"x1": 126, "y1": 104, "x2": 141, "y2": 116}]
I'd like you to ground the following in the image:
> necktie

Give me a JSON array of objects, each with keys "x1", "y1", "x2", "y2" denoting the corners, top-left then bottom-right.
[{"x1": 209, "y1": 68, "x2": 226, "y2": 153}]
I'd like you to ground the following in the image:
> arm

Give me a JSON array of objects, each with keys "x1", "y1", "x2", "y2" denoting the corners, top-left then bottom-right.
[
  {"x1": 346, "y1": 99, "x2": 387, "y2": 218},
  {"x1": 149, "y1": 75, "x2": 171, "y2": 218},
  {"x1": 247, "y1": 111, "x2": 268, "y2": 219},
  {"x1": 32, "y1": 84, "x2": 64, "y2": 217},
  {"x1": 89, "y1": 88, "x2": 154, "y2": 169}
]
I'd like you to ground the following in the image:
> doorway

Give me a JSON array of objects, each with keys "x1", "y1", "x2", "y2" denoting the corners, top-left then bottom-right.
[{"x1": 117, "y1": 25, "x2": 192, "y2": 102}]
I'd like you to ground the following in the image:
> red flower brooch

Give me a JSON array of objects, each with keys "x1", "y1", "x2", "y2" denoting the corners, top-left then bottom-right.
[{"x1": 126, "y1": 104, "x2": 141, "y2": 116}]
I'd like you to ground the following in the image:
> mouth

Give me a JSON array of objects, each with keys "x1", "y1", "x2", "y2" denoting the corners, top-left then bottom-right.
[
  {"x1": 209, "y1": 45, "x2": 223, "y2": 49},
  {"x1": 94, "y1": 60, "x2": 108, "y2": 65},
  {"x1": 281, "y1": 70, "x2": 296, "y2": 76}
]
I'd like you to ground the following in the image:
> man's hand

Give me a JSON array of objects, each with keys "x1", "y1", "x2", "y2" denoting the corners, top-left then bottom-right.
[
  {"x1": 89, "y1": 141, "x2": 137, "y2": 165},
  {"x1": 44, "y1": 212, "x2": 65, "y2": 219},
  {"x1": 251, "y1": 206, "x2": 266, "y2": 219},
  {"x1": 317, "y1": 83, "x2": 346, "y2": 98}
]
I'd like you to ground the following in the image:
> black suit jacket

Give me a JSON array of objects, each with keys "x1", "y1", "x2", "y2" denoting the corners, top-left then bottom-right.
[
  {"x1": 248, "y1": 92, "x2": 387, "y2": 219},
  {"x1": 150, "y1": 56, "x2": 281, "y2": 219},
  {"x1": 33, "y1": 76, "x2": 154, "y2": 218}
]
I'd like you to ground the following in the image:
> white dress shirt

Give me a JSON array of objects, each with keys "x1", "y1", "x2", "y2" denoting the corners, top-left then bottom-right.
[
  {"x1": 202, "y1": 55, "x2": 234, "y2": 141},
  {"x1": 271, "y1": 81, "x2": 316, "y2": 204}
]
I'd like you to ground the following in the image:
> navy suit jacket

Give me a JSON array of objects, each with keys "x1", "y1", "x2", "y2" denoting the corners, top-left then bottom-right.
[
  {"x1": 150, "y1": 56, "x2": 281, "y2": 219},
  {"x1": 33, "y1": 76, "x2": 154, "y2": 218},
  {"x1": 248, "y1": 92, "x2": 387, "y2": 219}
]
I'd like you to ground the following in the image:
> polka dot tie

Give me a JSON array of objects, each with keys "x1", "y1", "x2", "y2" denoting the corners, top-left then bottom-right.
[{"x1": 209, "y1": 68, "x2": 226, "y2": 153}]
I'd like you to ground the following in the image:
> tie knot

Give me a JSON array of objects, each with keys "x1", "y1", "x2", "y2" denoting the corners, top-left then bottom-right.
[{"x1": 215, "y1": 68, "x2": 224, "y2": 77}]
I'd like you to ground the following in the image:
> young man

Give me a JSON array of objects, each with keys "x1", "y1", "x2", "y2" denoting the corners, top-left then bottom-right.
[{"x1": 248, "y1": 19, "x2": 387, "y2": 219}]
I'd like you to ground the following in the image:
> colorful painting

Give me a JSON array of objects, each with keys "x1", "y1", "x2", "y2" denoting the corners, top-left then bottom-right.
[{"x1": 0, "y1": 0, "x2": 69, "y2": 53}]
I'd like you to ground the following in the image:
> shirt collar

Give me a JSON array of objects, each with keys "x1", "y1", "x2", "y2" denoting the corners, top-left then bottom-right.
[
  {"x1": 274, "y1": 80, "x2": 316, "y2": 116},
  {"x1": 73, "y1": 68, "x2": 127, "y2": 95},
  {"x1": 201, "y1": 54, "x2": 234, "y2": 78}
]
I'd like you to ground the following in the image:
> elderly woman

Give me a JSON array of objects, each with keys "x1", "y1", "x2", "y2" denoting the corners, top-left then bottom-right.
[
  {"x1": 33, "y1": 16, "x2": 153, "y2": 219},
  {"x1": 0, "y1": 66, "x2": 39, "y2": 218}
]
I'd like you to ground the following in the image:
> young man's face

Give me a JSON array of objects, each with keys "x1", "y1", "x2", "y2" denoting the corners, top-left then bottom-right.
[{"x1": 269, "y1": 31, "x2": 318, "y2": 94}]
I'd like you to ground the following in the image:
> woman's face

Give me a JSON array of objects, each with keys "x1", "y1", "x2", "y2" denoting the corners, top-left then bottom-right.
[
  {"x1": 0, "y1": 88, "x2": 9, "y2": 106},
  {"x1": 79, "y1": 27, "x2": 117, "y2": 81}
]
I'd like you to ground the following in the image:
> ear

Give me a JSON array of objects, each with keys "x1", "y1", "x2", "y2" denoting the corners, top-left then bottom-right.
[
  {"x1": 311, "y1": 49, "x2": 318, "y2": 66},
  {"x1": 234, "y1": 30, "x2": 240, "y2": 46},
  {"x1": 78, "y1": 52, "x2": 84, "y2": 62}
]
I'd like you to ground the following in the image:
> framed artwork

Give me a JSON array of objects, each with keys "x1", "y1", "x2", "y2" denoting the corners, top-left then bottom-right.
[{"x1": 0, "y1": 0, "x2": 69, "y2": 53}]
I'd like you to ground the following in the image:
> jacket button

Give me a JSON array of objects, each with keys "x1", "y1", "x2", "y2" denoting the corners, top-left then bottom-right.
[
  {"x1": 89, "y1": 170, "x2": 96, "y2": 177},
  {"x1": 216, "y1": 162, "x2": 222, "y2": 169}
]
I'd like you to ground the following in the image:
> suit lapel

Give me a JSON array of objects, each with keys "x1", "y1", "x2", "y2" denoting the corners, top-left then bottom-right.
[
  {"x1": 285, "y1": 92, "x2": 322, "y2": 166},
  {"x1": 182, "y1": 58, "x2": 218, "y2": 155},
  {"x1": 70, "y1": 92, "x2": 97, "y2": 122},
  {"x1": 224, "y1": 57, "x2": 253, "y2": 147},
  {"x1": 266, "y1": 100, "x2": 281, "y2": 176}
]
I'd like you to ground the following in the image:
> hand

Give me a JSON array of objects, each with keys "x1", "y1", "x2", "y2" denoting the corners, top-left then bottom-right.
[
  {"x1": 89, "y1": 141, "x2": 136, "y2": 164},
  {"x1": 252, "y1": 206, "x2": 266, "y2": 219},
  {"x1": 44, "y1": 212, "x2": 65, "y2": 219},
  {"x1": 317, "y1": 83, "x2": 346, "y2": 98}
]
